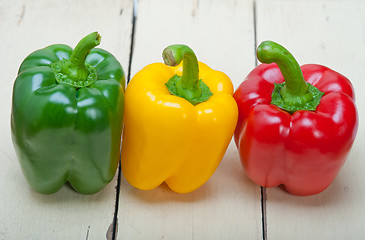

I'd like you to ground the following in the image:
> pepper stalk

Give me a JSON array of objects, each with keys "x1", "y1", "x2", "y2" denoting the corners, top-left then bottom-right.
[
  {"x1": 163, "y1": 44, "x2": 213, "y2": 105},
  {"x1": 257, "y1": 41, "x2": 324, "y2": 113},
  {"x1": 51, "y1": 32, "x2": 101, "y2": 88}
]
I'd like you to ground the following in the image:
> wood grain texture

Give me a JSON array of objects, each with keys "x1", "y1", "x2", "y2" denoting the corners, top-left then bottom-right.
[
  {"x1": 0, "y1": 0, "x2": 133, "y2": 239},
  {"x1": 256, "y1": 0, "x2": 365, "y2": 239},
  {"x1": 118, "y1": 0, "x2": 262, "y2": 239}
]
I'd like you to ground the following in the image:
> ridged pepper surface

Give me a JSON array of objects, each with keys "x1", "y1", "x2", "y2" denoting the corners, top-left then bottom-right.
[
  {"x1": 11, "y1": 33, "x2": 125, "y2": 194},
  {"x1": 234, "y1": 41, "x2": 358, "y2": 196},
  {"x1": 121, "y1": 45, "x2": 238, "y2": 193}
]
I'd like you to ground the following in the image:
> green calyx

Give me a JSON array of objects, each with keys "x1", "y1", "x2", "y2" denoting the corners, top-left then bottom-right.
[
  {"x1": 271, "y1": 82, "x2": 324, "y2": 113},
  {"x1": 51, "y1": 32, "x2": 101, "y2": 88},
  {"x1": 257, "y1": 41, "x2": 324, "y2": 113},
  {"x1": 163, "y1": 45, "x2": 212, "y2": 105}
]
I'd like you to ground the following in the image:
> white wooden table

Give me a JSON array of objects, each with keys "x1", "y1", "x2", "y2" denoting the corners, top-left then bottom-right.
[{"x1": 1, "y1": 0, "x2": 364, "y2": 239}]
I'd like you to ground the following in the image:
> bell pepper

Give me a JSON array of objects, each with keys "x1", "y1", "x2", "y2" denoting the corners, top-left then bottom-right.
[
  {"x1": 11, "y1": 32, "x2": 125, "y2": 194},
  {"x1": 234, "y1": 41, "x2": 358, "y2": 196},
  {"x1": 121, "y1": 45, "x2": 238, "y2": 193}
]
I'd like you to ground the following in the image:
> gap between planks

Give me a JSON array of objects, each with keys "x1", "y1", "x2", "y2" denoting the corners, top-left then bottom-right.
[
  {"x1": 111, "y1": 0, "x2": 138, "y2": 239},
  {"x1": 253, "y1": 0, "x2": 267, "y2": 239}
]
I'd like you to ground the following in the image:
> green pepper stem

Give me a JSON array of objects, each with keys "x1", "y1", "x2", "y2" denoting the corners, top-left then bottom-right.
[
  {"x1": 70, "y1": 32, "x2": 101, "y2": 68},
  {"x1": 257, "y1": 41, "x2": 308, "y2": 96},
  {"x1": 64, "y1": 32, "x2": 100, "y2": 82},
  {"x1": 51, "y1": 32, "x2": 100, "y2": 87},
  {"x1": 162, "y1": 45, "x2": 201, "y2": 100}
]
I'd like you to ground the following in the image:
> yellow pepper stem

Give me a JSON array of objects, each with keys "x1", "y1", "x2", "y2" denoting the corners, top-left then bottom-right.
[{"x1": 163, "y1": 44, "x2": 212, "y2": 105}]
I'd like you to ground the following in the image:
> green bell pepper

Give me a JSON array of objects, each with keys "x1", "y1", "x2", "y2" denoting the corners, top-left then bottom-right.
[{"x1": 11, "y1": 32, "x2": 125, "y2": 194}]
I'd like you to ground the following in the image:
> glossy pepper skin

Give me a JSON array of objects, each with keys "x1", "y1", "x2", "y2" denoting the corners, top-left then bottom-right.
[
  {"x1": 234, "y1": 41, "x2": 358, "y2": 196},
  {"x1": 11, "y1": 33, "x2": 125, "y2": 194},
  {"x1": 121, "y1": 45, "x2": 238, "y2": 193}
]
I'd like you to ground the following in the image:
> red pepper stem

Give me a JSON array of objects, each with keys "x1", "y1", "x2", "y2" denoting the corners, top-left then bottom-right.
[
  {"x1": 162, "y1": 45, "x2": 201, "y2": 100},
  {"x1": 257, "y1": 41, "x2": 324, "y2": 113},
  {"x1": 257, "y1": 41, "x2": 308, "y2": 96}
]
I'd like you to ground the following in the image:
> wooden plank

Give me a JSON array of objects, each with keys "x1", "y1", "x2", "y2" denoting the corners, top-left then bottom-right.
[
  {"x1": 255, "y1": 0, "x2": 365, "y2": 239},
  {"x1": 118, "y1": 0, "x2": 262, "y2": 239},
  {"x1": 0, "y1": 0, "x2": 133, "y2": 239}
]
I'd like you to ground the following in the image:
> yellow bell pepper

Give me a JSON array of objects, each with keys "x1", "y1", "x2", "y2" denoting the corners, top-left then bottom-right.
[{"x1": 121, "y1": 45, "x2": 238, "y2": 193}]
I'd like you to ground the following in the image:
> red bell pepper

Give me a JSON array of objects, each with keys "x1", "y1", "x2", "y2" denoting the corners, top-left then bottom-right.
[{"x1": 234, "y1": 41, "x2": 358, "y2": 196}]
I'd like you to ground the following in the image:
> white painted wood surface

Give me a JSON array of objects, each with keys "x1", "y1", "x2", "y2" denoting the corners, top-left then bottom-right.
[
  {"x1": 0, "y1": 0, "x2": 133, "y2": 239},
  {"x1": 1, "y1": 0, "x2": 365, "y2": 239}
]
